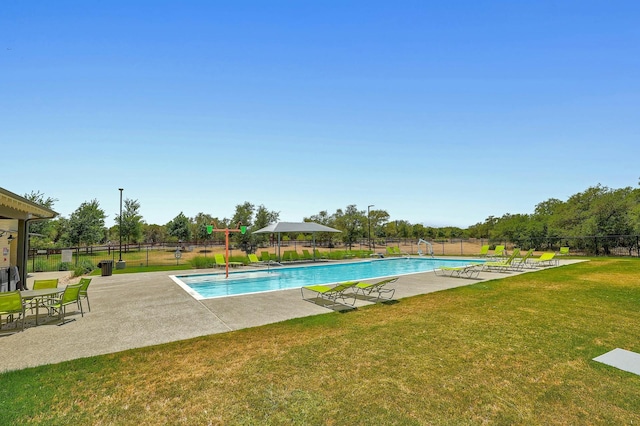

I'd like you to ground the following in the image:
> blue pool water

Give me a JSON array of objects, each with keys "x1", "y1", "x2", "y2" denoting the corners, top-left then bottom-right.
[{"x1": 171, "y1": 257, "x2": 482, "y2": 299}]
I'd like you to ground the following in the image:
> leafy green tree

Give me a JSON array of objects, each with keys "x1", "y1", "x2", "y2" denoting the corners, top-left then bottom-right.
[
  {"x1": 193, "y1": 213, "x2": 215, "y2": 243},
  {"x1": 304, "y1": 210, "x2": 336, "y2": 246},
  {"x1": 23, "y1": 191, "x2": 58, "y2": 246},
  {"x1": 253, "y1": 205, "x2": 280, "y2": 247},
  {"x1": 115, "y1": 198, "x2": 143, "y2": 244},
  {"x1": 490, "y1": 213, "x2": 531, "y2": 247},
  {"x1": 411, "y1": 223, "x2": 428, "y2": 239},
  {"x1": 51, "y1": 217, "x2": 68, "y2": 246},
  {"x1": 333, "y1": 205, "x2": 365, "y2": 249},
  {"x1": 369, "y1": 209, "x2": 390, "y2": 240},
  {"x1": 231, "y1": 202, "x2": 255, "y2": 253},
  {"x1": 64, "y1": 199, "x2": 107, "y2": 246},
  {"x1": 467, "y1": 216, "x2": 498, "y2": 240},
  {"x1": 166, "y1": 212, "x2": 192, "y2": 242},
  {"x1": 142, "y1": 224, "x2": 166, "y2": 244}
]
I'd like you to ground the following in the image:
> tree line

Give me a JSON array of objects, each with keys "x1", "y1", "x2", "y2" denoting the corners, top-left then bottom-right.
[{"x1": 22, "y1": 182, "x2": 640, "y2": 254}]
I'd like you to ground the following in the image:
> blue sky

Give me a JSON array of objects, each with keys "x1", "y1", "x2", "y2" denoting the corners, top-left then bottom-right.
[{"x1": 2, "y1": 1, "x2": 639, "y2": 228}]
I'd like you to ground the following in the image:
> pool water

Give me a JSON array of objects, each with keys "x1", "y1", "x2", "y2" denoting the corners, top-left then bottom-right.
[{"x1": 171, "y1": 257, "x2": 482, "y2": 299}]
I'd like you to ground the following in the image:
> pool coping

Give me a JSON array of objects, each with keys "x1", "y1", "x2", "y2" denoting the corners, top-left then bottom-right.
[{"x1": 170, "y1": 257, "x2": 485, "y2": 300}]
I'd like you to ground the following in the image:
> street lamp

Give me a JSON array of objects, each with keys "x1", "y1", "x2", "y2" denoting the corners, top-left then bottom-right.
[
  {"x1": 368, "y1": 205, "x2": 374, "y2": 251},
  {"x1": 118, "y1": 188, "x2": 123, "y2": 262}
]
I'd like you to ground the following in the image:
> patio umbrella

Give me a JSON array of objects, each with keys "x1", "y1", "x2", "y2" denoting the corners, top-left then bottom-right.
[{"x1": 252, "y1": 222, "x2": 341, "y2": 261}]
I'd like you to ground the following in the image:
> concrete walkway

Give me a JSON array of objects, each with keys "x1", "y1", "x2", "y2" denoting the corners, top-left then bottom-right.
[{"x1": 0, "y1": 259, "x2": 581, "y2": 372}]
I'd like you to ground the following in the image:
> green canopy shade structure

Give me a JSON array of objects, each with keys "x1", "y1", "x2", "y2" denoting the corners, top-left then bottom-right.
[{"x1": 252, "y1": 222, "x2": 341, "y2": 261}]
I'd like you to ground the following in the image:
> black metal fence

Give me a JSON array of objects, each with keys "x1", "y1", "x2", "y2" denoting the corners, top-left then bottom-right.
[{"x1": 27, "y1": 235, "x2": 640, "y2": 273}]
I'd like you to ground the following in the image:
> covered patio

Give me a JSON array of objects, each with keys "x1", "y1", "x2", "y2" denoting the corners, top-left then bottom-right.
[
  {"x1": 0, "y1": 187, "x2": 58, "y2": 289},
  {"x1": 252, "y1": 221, "x2": 341, "y2": 261}
]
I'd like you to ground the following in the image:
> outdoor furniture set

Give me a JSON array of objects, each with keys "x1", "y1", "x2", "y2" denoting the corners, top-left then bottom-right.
[{"x1": 0, "y1": 278, "x2": 91, "y2": 333}]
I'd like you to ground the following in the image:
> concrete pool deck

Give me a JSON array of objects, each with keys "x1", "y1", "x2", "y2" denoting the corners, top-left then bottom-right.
[{"x1": 0, "y1": 259, "x2": 583, "y2": 372}]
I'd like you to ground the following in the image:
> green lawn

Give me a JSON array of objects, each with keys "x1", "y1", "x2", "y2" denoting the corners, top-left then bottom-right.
[{"x1": 2, "y1": 258, "x2": 639, "y2": 424}]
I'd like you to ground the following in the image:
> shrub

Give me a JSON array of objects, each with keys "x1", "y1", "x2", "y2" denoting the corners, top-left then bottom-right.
[
  {"x1": 33, "y1": 260, "x2": 48, "y2": 272},
  {"x1": 72, "y1": 259, "x2": 96, "y2": 277},
  {"x1": 58, "y1": 262, "x2": 73, "y2": 271},
  {"x1": 190, "y1": 256, "x2": 215, "y2": 269}
]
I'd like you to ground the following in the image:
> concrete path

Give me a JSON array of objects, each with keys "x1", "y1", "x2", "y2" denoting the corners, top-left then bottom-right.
[{"x1": 0, "y1": 259, "x2": 582, "y2": 372}]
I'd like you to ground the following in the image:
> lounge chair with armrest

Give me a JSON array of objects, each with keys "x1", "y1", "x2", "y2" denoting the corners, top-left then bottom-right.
[
  {"x1": 301, "y1": 281, "x2": 358, "y2": 306},
  {"x1": 529, "y1": 252, "x2": 557, "y2": 267},
  {"x1": 435, "y1": 263, "x2": 483, "y2": 278},
  {"x1": 354, "y1": 277, "x2": 398, "y2": 302},
  {"x1": 260, "y1": 251, "x2": 273, "y2": 262},
  {"x1": 512, "y1": 249, "x2": 534, "y2": 268},
  {"x1": 314, "y1": 249, "x2": 328, "y2": 260},
  {"x1": 483, "y1": 249, "x2": 521, "y2": 272},
  {"x1": 487, "y1": 245, "x2": 506, "y2": 258},
  {"x1": 248, "y1": 254, "x2": 265, "y2": 266},
  {"x1": 215, "y1": 253, "x2": 242, "y2": 268}
]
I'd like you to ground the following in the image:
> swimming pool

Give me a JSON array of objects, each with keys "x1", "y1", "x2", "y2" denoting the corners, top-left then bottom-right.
[{"x1": 171, "y1": 257, "x2": 482, "y2": 299}]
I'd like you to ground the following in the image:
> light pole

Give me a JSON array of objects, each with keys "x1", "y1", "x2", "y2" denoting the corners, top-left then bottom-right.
[
  {"x1": 118, "y1": 188, "x2": 123, "y2": 263},
  {"x1": 368, "y1": 205, "x2": 374, "y2": 251}
]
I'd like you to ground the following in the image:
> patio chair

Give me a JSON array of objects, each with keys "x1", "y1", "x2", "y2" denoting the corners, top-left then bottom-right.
[
  {"x1": 529, "y1": 252, "x2": 557, "y2": 267},
  {"x1": 33, "y1": 279, "x2": 59, "y2": 290},
  {"x1": 301, "y1": 249, "x2": 313, "y2": 260},
  {"x1": 558, "y1": 247, "x2": 570, "y2": 256},
  {"x1": 78, "y1": 278, "x2": 92, "y2": 312},
  {"x1": 29, "y1": 278, "x2": 60, "y2": 311},
  {"x1": 477, "y1": 245, "x2": 490, "y2": 257},
  {"x1": 301, "y1": 281, "x2": 358, "y2": 306},
  {"x1": 386, "y1": 247, "x2": 399, "y2": 257},
  {"x1": 354, "y1": 277, "x2": 398, "y2": 302},
  {"x1": 248, "y1": 253, "x2": 263, "y2": 265},
  {"x1": 0, "y1": 290, "x2": 25, "y2": 332},
  {"x1": 44, "y1": 283, "x2": 83, "y2": 324}
]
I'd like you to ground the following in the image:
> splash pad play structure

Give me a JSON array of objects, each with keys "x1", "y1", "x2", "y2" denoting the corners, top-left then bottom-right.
[{"x1": 207, "y1": 222, "x2": 246, "y2": 278}]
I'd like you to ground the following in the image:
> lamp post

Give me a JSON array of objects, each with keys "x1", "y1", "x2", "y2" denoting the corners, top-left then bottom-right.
[
  {"x1": 368, "y1": 204, "x2": 374, "y2": 251},
  {"x1": 118, "y1": 188, "x2": 123, "y2": 264}
]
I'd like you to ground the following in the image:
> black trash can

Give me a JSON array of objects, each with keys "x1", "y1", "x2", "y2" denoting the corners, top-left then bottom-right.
[{"x1": 98, "y1": 260, "x2": 113, "y2": 276}]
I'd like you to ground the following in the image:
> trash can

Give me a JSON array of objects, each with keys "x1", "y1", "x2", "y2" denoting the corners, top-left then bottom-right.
[{"x1": 98, "y1": 260, "x2": 113, "y2": 276}]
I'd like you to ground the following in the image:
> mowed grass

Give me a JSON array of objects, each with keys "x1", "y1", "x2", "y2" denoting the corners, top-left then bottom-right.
[{"x1": 2, "y1": 259, "x2": 639, "y2": 424}]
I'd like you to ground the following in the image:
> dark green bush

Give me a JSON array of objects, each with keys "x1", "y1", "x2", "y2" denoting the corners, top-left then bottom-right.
[
  {"x1": 190, "y1": 256, "x2": 215, "y2": 269},
  {"x1": 72, "y1": 259, "x2": 96, "y2": 277},
  {"x1": 58, "y1": 262, "x2": 73, "y2": 271},
  {"x1": 33, "y1": 260, "x2": 48, "y2": 272}
]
